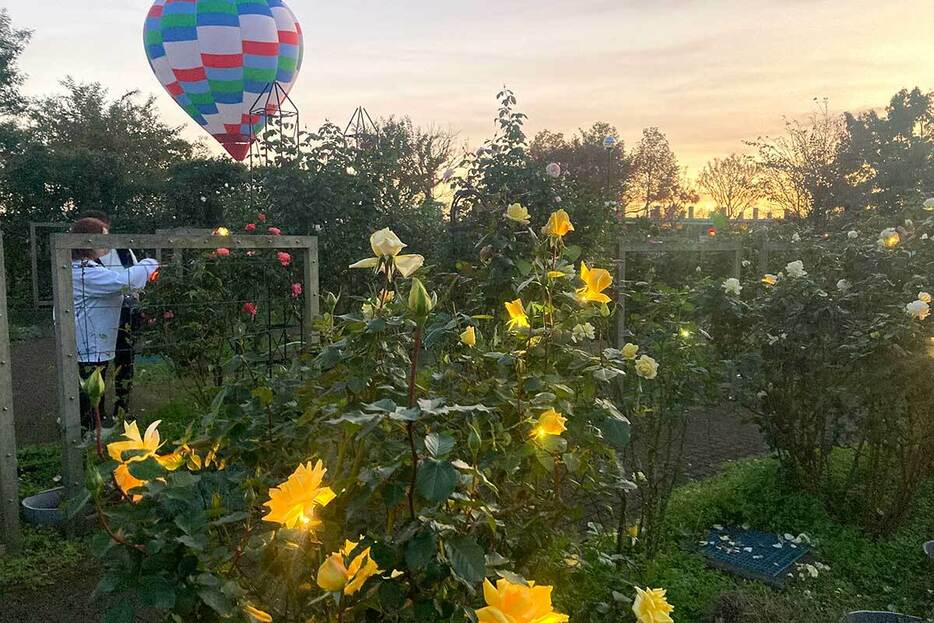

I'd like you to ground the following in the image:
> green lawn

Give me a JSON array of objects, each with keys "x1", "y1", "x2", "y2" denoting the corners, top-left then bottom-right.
[{"x1": 553, "y1": 458, "x2": 934, "y2": 622}]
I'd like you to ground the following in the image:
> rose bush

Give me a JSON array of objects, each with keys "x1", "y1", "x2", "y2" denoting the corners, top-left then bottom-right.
[{"x1": 84, "y1": 209, "x2": 682, "y2": 622}]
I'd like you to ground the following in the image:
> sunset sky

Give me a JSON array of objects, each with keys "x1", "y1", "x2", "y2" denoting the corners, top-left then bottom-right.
[{"x1": 5, "y1": 0, "x2": 932, "y2": 176}]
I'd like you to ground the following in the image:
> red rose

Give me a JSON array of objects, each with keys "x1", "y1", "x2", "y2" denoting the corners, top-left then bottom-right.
[
  {"x1": 267, "y1": 227, "x2": 282, "y2": 236},
  {"x1": 277, "y1": 251, "x2": 292, "y2": 267},
  {"x1": 290, "y1": 283, "x2": 303, "y2": 298},
  {"x1": 216, "y1": 247, "x2": 230, "y2": 257},
  {"x1": 242, "y1": 302, "x2": 257, "y2": 318},
  {"x1": 245, "y1": 223, "x2": 256, "y2": 232}
]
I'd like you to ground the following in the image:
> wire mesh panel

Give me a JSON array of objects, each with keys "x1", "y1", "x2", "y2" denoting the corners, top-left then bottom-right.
[
  {"x1": 30, "y1": 222, "x2": 70, "y2": 308},
  {"x1": 50, "y1": 233, "x2": 319, "y2": 521}
]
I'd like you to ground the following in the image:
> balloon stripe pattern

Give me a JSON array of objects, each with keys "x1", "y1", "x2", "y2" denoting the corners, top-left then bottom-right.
[{"x1": 143, "y1": 0, "x2": 303, "y2": 161}]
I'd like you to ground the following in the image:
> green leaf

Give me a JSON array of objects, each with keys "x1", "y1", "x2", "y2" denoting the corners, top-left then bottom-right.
[
  {"x1": 600, "y1": 415, "x2": 631, "y2": 450},
  {"x1": 139, "y1": 576, "x2": 177, "y2": 609},
  {"x1": 103, "y1": 599, "x2": 134, "y2": 623},
  {"x1": 444, "y1": 536, "x2": 486, "y2": 585},
  {"x1": 563, "y1": 245, "x2": 582, "y2": 261},
  {"x1": 198, "y1": 586, "x2": 235, "y2": 616},
  {"x1": 127, "y1": 457, "x2": 166, "y2": 481},
  {"x1": 405, "y1": 530, "x2": 437, "y2": 569},
  {"x1": 378, "y1": 580, "x2": 406, "y2": 611},
  {"x1": 251, "y1": 386, "x2": 273, "y2": 406},
  {"x1": 424, "y1": 432, "x2": 455, "y2": 458},
  {"x1": 514, "y1": 258, "x2": 532, "y2": 276},
  {"x1": 416, "y1": 459, "x2": 459, "y2": 502}
]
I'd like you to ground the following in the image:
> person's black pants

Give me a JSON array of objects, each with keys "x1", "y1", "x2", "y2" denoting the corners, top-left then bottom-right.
[
  {"x1": 113, "y1": 306, "x2": 135, "y2": 420},
  {"x1": 78, "y1": 362, "x2": 109, "y2": 431}
]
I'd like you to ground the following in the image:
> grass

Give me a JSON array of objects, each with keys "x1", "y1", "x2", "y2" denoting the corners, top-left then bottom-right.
[{"x1": 555, "y1": 458, "x2": 934, "y2": 622}]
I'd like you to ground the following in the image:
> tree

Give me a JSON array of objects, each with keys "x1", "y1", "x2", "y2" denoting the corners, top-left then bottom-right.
[
  {"x1": 697, "y1": 154, "x2": 761, "y2": 219},
  {"x1": 838, "y1": 87, "x2": 934, "y2": 214},
  {"x1": 0, "y1": 8, "x2": 31, "y2": 115},
  {"x1": 747, "y1": 99, "x2": 845, "y2": 222},
  {"x1": 626, "y1": 127, "x2": 681, "y2": 217}
]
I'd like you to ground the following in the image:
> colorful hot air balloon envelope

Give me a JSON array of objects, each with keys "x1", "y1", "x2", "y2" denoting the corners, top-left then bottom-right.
[{"x1": 143, "y1": 0, "x2": 303, "y2": 161}]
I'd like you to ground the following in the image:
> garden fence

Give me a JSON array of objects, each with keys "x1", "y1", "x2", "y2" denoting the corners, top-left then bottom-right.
[
  {"x1": 45, "y1": 232, "x2": 319, "y2": 531},
  {"x1": 0, "y1": 231, "x2": 23, "y2": 553}
]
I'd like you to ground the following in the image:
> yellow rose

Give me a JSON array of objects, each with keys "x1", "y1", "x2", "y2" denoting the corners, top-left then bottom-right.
[
  {"x1": 919, "y1": 291, "x2": 932, "y2": 304},
  {"x1": 317, "y1": 553, "x2": 349, "y2": 592},
  {"x1": 460, "y1": 325, "x2": 477, "y2": 347},
  {"x1": 505, "y1": 299, "x2": 530, "y2": 331},
  {"x1": 505, "y1": 203, "x2": 531, "y2": 225},
  {"x1": 534, "y1": 408, "x2": 567, "y2": 438},
  {"x1": 369, "y1": 228, "x2": 406, "y2": 257},
  {"x1": 761, "y1": 273, "x2": 778, "y2": 286},
  {"x1": 622, "y1": 343, "x2": 639, "y2": 360},
  {"x1": 577, "y1": 261, "x2": 613, "y2": 304},
  {"x1": 542, "y1": 209, "x2": 574, "y2": 238},
  {"x1": 476, "y1": 578, "x2": 569, "y2": 623},
  {"x1": 632, "y1": 587, "x2": 674, "y2": 623},
  {"x1": 635, "y1": 355, "x2": 659, "y2": 380},
  {"x1": 262, "y1": 460, "x2": 336, "y2": 531},
  {"x1": 349, "y1": 228, "x2": 423, "y2": 278}
]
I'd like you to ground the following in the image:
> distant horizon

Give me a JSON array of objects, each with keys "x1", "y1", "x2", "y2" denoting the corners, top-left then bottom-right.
[{"x1": 5, "y1": 1, "x2": 931, "y2": 193}]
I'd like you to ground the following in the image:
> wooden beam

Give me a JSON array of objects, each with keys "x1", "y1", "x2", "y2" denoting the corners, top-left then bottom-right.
[
  {"x1": 302, "y1": 237, "x2": 320, "y2": 345},
  {"x1": 0, "y1": 232, "x2": 23, "y2": 552},
  {"x1": 621, "y1": 241, "x2": 744, "y2": 253},
  {"x1": 50, "y1": 242, "x2": 83, "y2": 531},
  {"x1": 53, "y1": 233, "x2": 313, "y2": 250}
]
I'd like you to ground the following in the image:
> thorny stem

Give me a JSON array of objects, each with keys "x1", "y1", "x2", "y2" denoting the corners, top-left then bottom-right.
[
  {"x1": 96, "y1": 494, "x2": 145, "y2": 553},
  {"x1": 94, "y1": 407, "x2": 104, "y2": 459},
  {"x1": 406, "y1": 325, "x2": 423, "y2": 521}
]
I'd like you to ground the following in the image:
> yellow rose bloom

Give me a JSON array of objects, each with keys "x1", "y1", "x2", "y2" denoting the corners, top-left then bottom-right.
[
  {"x1": 635, "y1": 355, "x2": 659, "y2": 380},
  {"x1": 263, "y1": 460, "x2": 336, "y2": 530},
  {"x1": 317, "y1": 539, "x2": 382, "y2": 596},
  {"x1": 542, "y1": 209, "x2": 574, "y2": 238},
  {"x1": 460, "y1": 325, "x2": 477, "y2": 347},
  {"x1": 761, "y1": 274, "x2": 778, "y2": 286},
  {"x1": 535, "y1": 408, "x2": 567, "y2": 438},
  {"x1": 622, "y1": 343, "x2": 639, "y2": 360},
  {"x1": 476, "y1": 578, "x2": 569, "y2": 623},
  {"x1": 505, "y1": 299, "x2": 530, "y2": 331},
  {"x1": 577, "y1": 261, "x2": 613, "y2": 304},
  {"x1": 919, "y1": 291, "x2": 932, "y2": 304},
  {"x1": 348, "y1": 228, "x2": 423, "y2": 278},
  {"x1": 632, "y1": 587, "x2": 674, "y2": 623},
  {"x1": 107, "y1": 420, "x2": 163, "y2": 463},
  {"x1": 213, "y1": 226, "x2": 231, "y2": 237},
  {"x1": 505, "y1": 203, "x2": 531, "y2": 225}
]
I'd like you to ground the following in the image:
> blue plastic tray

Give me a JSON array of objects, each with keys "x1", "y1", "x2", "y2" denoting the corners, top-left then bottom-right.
[{"x1": 698, "y1": 525, "x2": 809, "y2": 587}]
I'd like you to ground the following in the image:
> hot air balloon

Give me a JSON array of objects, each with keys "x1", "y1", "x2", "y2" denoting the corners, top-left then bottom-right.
[{"x1": 143, "y1": 0, "x2": 303, "y2": 161}]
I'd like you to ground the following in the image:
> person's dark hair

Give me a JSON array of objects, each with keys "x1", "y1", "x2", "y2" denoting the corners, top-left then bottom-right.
[
  {"x1": 71, "y1": 217, "x2": 107, "y2": 261},
  {"x1": 79, "y1": 210, "x2": 110, "y2": 226}
]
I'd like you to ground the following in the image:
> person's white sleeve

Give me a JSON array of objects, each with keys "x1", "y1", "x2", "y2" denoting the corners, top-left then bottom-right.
[{"x1": 74, "y1": 260, "x2": 159, "y2": 296}]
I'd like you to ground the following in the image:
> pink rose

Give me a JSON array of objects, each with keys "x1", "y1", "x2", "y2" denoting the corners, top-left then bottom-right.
[
  {"x1": 216, "y1": 247, "x2": 230, "y2": 257},
  {"x1": 290, "y1": 283, "x2": 303, "y2": 298},
  {"x1": 242, "y1": 302, "x2": 257, "y2": 318},
  {"x1": 267, "y1": 227, "x2": 282, "y2": 236},
  {"x1": 163, "y1": 310, "x2": 174, "y2": 320},
  {"x1": 277, "y1": 251, "x2": 292, "y2": 267},
  {"x1": 245, "y1": 223, "x2": 256, "y2": 232}
]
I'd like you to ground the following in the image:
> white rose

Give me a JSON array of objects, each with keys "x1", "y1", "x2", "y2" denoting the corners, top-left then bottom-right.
[
  {"x1": 919, "y1": 292, "x2": 932, "y2": 304},
  {"x1": 847, "y1": 231, "x2": 858, "y2": 239},
  {"x1": 785, "y1": 260, "x2": 807, "y2": 278},
  {"x1": 923, "y1": 198, "x2": 934, "y2": 210},
  {"x1": 722, "y1": 278, "x2": 742, "y2": 297},
  {"x1": 369, "y1": 228, "x2": 407, "y2": 258},
  {"x1": 741, "y1": 260, "x2": 751, "y2": 268},
  {"x1": 836, "y1": 279, "x2": 850, "y2": 291},
  {"x1": 545, "y1": 162, "x2": 562, "y2": 178},
  {"x1": 571, "y1": 322, "x2": 596, "y2": 343},
  {"x1": 905, "y1": 299, "x2": 930, "y2": 321},
  {"x1": 634, "y1": 355, "x2": 659, "y2": 380},
  {"x1": 791, "y1": 233, "x2": 801, "y2": 242}
]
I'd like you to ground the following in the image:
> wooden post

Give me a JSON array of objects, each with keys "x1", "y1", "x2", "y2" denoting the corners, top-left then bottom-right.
[
  {"x1": 302, "y1": 237, "x2": 320, "y2": 345},
  {"x1": 50, "y1": 237, "x2": 84, "y2": 526},
  {"x1": 759, "y1": 235, "x2": 770, "y2": 275},
  {"x1": 615, "y1": 239, "x2": 627, "y2": 349},
  {"x1": 29, "y1": 222, "x2": 39, "y2": 310},
  {"x1": 688, "y1": 205, "x2": 694, "y2": 219},
  {"x1": 0, "y1": 232, "x2": 23, "y2": 553},
  {"x1": 733, "y1": 245, "x2": 743, "y2": 279}
]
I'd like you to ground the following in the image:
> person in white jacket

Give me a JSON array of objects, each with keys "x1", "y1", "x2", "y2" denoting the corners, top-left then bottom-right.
[{"x1": 70, "y1": 217, "x2": 159, "y2": 429}]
